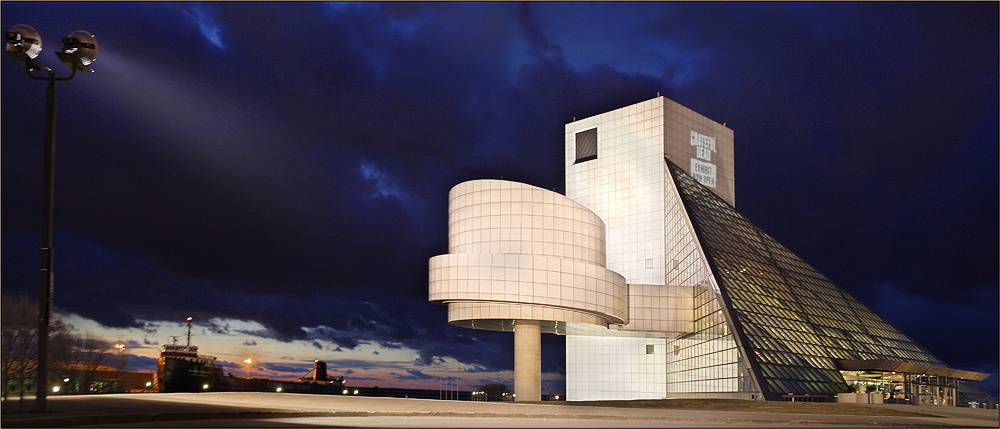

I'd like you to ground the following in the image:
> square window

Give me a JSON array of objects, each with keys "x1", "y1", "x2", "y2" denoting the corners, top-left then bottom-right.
[
  {"x1": 646, "y1": 345, "x2": 655, "y2": 354},
  {"x1": 575, "y1": 128, "x2": 597, "y2": 163}
]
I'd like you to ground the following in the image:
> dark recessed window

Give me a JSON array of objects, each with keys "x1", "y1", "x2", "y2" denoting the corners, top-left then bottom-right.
[
  {"x1": 575, "y1": 128, "x2": 597, "y2": 163},
  {"x1": 646, "y1": 345, "x2": 655, "y2": 354}
]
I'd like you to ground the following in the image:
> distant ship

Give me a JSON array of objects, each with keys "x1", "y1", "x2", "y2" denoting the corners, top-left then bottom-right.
[{"x1": 156, "y1": 317, "x2": 346, "y2": 394}]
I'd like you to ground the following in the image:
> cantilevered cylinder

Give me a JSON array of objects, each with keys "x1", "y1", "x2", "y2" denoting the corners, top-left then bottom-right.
[{"x1": 428, "y1": 179, "x2": 626, "y2": 400}]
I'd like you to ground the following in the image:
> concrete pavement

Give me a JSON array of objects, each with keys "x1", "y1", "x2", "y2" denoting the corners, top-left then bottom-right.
[{"x1": 2, "y1": 392, "x2": 997, "y2": 428}]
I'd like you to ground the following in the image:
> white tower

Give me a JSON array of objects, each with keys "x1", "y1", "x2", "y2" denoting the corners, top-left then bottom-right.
[{"x1": 562, "y1": 96, "x2": 735, "y2": 400}]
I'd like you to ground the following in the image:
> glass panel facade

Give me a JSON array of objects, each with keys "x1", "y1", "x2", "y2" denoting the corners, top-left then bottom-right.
[
  {"x1": 838, "y1": 370, "x2": 974, "y2": 406},
  {"x1": 958, "y1": 380, "x2": 997, "y2": 408},
  {"x1": 667, "y1": 160, "x2": 949, "y2": 400},
  {"x1": 662, "y1": 156, "x2": 753, "y2": 398},
  {"x1": 665, "y1": 279, "x2": 749, "y2": 394}
]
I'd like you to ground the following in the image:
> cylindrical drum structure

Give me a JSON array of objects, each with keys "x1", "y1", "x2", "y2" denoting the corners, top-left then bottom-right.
[
  {"x1": 429, "y1": 180, "x2": 627, "y2": 401},
  {"x1": 429, "y1": 180, "x2": 628, "y2": 331}
]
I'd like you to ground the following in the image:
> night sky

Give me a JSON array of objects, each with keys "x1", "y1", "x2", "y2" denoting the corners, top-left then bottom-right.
[{"x1": 2, "y1": 2, "x2": 997, "y2": 396}]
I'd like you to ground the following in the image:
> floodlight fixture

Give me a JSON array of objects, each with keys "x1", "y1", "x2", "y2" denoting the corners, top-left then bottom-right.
[
  {"x1": 5, "y1": 25, "x2": 98, "y2": 76},
  {"x1": 55, "y1": 30, "x2": 98, "y2": 73},
  {"x1": 4, "y1": 23, "x2": 97, "y2": 413},
  {"x1": 4, "y1": 24, "x2": 50, "y2": 71}
]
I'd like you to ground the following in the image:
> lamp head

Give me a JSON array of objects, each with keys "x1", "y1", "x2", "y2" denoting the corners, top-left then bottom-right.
[
  {"x1": 4, "y1": 24, "x2": 50, "y2": 71},
  {"x1": 54, "y1": 30, "x2": 97, "y2": 72}
]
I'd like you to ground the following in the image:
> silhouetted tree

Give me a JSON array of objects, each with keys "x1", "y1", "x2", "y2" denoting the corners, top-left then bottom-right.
[
  {"x1": 1, "y1": 297, "x2": 101, "y2": 409},
  {"x1": 476, "y1": 382, "x2": 513, "y2": 401},
  {"x1": 68, "y1": 334, "x2": 115, "y2": 394},
  {"x1": 2, "y1": 295, "x2": 37, "y2": 413},
  {"x1": 47, "y1": 320, "x2": 75, "y2": 388}
]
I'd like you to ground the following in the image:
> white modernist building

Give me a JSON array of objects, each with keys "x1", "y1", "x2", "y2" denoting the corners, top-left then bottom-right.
[{"x1": 428, "y1": 97, "x2": 990, "y2": 405}]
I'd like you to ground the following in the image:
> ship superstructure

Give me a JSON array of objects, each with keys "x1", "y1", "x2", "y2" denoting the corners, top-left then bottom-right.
[{"x1": 156, "y1": 317, "x2": 223, "y2": 392}]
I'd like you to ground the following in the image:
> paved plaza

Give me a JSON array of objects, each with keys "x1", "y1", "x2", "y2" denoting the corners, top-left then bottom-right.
[{"x1": 1, "y1": 393, "x2": 997, "y2": 427}]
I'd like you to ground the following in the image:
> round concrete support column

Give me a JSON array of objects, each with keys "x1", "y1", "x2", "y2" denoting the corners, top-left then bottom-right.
[{"x1": 513, "y1": 320, "x2": 541, "y2": 401}]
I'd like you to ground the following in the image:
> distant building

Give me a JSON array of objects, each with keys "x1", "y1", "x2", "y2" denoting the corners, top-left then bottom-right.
[{"x1": 429, "y1": 97, "x2": 991, "y2": 407}]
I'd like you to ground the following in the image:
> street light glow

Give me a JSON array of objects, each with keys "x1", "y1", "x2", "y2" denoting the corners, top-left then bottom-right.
[{"x1": 243, "y1": 358, "x2": 254, "y2": 378}]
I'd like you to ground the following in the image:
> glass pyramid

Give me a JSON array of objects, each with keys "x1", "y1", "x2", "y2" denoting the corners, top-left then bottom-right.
[{"x1": 665, "y1": 159, "x2": 958, "y2": 400}]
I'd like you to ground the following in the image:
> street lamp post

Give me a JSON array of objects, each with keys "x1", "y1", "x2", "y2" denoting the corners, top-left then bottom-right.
[
  {"x1": 115, "y1": 343, "x2": 126, "y2": 368},
  {"x1": 4, "y1": 24, "x2": 97, "y2": 412},
  {"x1": 114, "y1": 343, "x2": 126, "y2": 392}
]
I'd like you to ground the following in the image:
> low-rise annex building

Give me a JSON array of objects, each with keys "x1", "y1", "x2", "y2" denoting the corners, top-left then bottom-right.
[{"x1": 428, "y1": 96, "x2": 992, "y2": 407}]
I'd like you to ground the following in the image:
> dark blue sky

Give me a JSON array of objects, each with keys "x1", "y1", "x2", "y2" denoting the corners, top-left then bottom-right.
[{"x1": 3, "y1": 2, "x2": 997, "y2": 396}]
